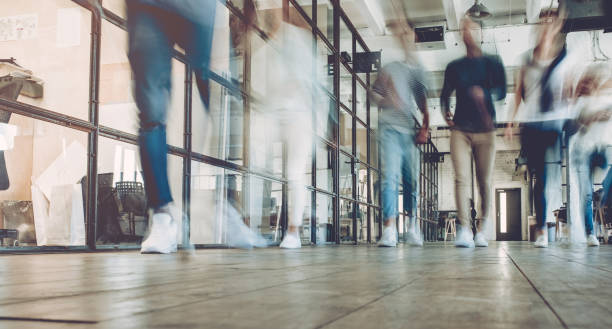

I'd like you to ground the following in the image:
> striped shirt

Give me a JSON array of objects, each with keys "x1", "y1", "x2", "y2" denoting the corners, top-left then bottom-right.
[{"x1": 373, "y1": 61, "x2": 427, "y2": 134}]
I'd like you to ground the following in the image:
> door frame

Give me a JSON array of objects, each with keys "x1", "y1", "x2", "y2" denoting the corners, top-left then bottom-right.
[{"x1": 496, "y1": 188, "x2": 522, "y2": 241}]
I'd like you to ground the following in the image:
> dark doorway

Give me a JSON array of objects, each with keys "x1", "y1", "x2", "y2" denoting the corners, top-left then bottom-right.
[{"x1": 496, "y1": 189, "x2": 522, "y2": 241}]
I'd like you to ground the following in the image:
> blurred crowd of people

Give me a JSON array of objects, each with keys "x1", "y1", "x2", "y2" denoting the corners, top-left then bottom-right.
[{"x1": 123, "y1": 0, "x2": 611, "y2": 253}]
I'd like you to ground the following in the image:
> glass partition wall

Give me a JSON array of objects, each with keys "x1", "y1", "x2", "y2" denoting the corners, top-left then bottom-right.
[{"x1": 0, "y1": 0, "x2": 419, "y2": 251}]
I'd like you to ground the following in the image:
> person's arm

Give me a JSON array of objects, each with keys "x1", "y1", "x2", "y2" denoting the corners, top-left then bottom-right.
[
  {"x1": 415, "y1": 81, "x2": 430, "y2": 143},
  {"x1": 440, "y1": 64, "x2": 455, "y2": 127},
  {"x1": 504, "y1": 67, "x2": 525, "y2": 140},
  {"x1": 491, "y1": 57, "x2": 507, "y2": 101}
]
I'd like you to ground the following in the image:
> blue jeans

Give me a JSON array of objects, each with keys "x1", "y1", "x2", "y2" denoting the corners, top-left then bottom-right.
[
  {"x1": 521, "y1": 121, "x2": 562, "y2": 230},
  {"x1": 127, "y1": 2, "x2": 216, "y2": 209},
  {"x1": 380, "y1": 124, "x2": 420, "y2": 223},
  {"x1": 575, "y1": 147, "x2": 609, "y2": 235},
  {"x1": 602, "y1": 167, "x2": 612, "y2": 206}
]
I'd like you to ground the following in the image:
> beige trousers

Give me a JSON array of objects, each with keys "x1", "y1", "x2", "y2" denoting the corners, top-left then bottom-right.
[{"x1": 450, "y1": 130, "x2": 496, "y2": 229}]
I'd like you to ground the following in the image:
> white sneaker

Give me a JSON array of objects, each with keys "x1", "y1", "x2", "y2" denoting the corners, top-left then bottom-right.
[
  {"x1": 586, "y1": 234, "x2": 600, "y2": 247},
  {"x1": 378, "y1": 226, "x2": 398, "y2": 247},
  {"x1": 141, "y1": 212, "x2": 178, "y2": 254},
  {"x1": 406, "y1": 230, "x2": 423, "y2": 247},
  {"x1": 534, "y1": 234, "x2": 548, "y2": 248},
  {"x1": 225, "y1": 204, "x2": 268, "y2": 249},
  {"x1": 474, "y1": 232, "x2": 488, "y2": 247},
  {"x1": 455, "y1": 227, "x2": 475, "y2": 248},
  {"x1": 280, "y1": 232, "x2": 301, "y2": 249}
]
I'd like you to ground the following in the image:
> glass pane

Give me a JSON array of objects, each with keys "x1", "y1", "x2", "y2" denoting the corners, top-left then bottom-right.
[
  {"x1": 339, "y1": 18, "x2": 352, "y2": 68},
  {"x1": 339, "y1": 152, "x2": 353, "y2": 199},
  {"x1": 248, "y1": 176, "x2": 283, "y2": 244},
  {"x1": 340, "y1": 199, "x2": 353, "y2": 243},
  {"x1": 316, "y1": 142, "x2": 335, "y2": 193},
  {"x1": 249, "y1": 107, "x2": 283, "y2": 178},
  {"x1": 289, "y1": 2, "x2": 311, "y2": 29},
  {"x1": 317, "y1": 38, "x2": 334, "y2": 95},
  {"x1": 0, "y1": 114, "x2": 88, "y2": 248},
  {"x1": 357, "y1": 204, "x2": 367, "y2": 243},
  {"x1": 371, "y1": 101, "x2": 379, "y2": 130},
  {"x1": 370, "y1": 207, "x2": 380, "y2": 242},
  {"x1": 99, "y1": 22, "x2": 185, "y2": 148},
  {"x1": 193, "y1": 80, "x2": 244, "y2": 165},
  {"x1": 370, "y1": 132, "x2": 379, "y2": 168},
  {"x1": 370, "y1": 169, "x2": 380, "y2": 206},
  {"x1": 356, "y1": 121, "x2": 367, "y2": 163},
  {"x1": 316, "y1": 95, "x2": 336, "y2": 143},
  {"x1": 300, "y1": 191, "x2": 313, "y2": 243},
  {"x1": 96, "y1": 137, "x2": 184, "y2": 246},
  {"x1": 356, "y1": 80, "x2": 367, "y2": 123},
  {"x1": 316, "y1": 0, "x2": 334, "y2": 45},
  {"x1": 500, "y1": 192, "x2": 507, "y2": 233},
  {"x1": 212, "y1": 2, "x2": 244, "y2": 82},
  {"x1": 339, "y1": 108, "x2": 352, "y2": 154},
  {"x1": 103, "y1": 0, "x2": 126, "y2": 19},
  {"x1": 315, "y1": 193, "x2": 334, "y2": 244},
  {"x1": 2, "y1": 1, "x2": 91, "y2": 120},
  {"x1": 190, "y1": 162, "x2": 244, "y2": 245},
  {"x1": 294, "y1": 0, "x2": 313, "y2": 19},
  {"x1": 357, "y1": 162, "x2": 368, "y2": 203},
  {"x1": 339, "y1": 64, "x2": 352, "y2": 109}
]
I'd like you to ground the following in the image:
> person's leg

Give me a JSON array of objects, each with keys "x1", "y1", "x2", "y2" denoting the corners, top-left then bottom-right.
[
  {"x1": 284, "y1": 112, "x2": 312, "y2": 231},
  {"x1": 379, "y1": 125, "x2": 402, "y2": 246},
  {"x1": 451, "y1": 130, "x2": 476, "y2": 247},
  {"x1": 402, "y1": 133, "x2": 422, "y2": 245},
  {"x1": 523, "y1": 125, "x2": 560, "y2": 246},
  {"x1": 571, "y1": 139, "x2": 592, "y2": 238},
  {"x1": 401, "y1": 134, "x2": 418, "y2": 223},
  {"x1": 602, "y1": 166, "x2": 612, "y2": 206},
  {"x1": 127, "y1": 4, "x2": 178, "y2": 253},
  {"x1": 127, "y1": 4, "x2": 174, "y2": 210},
  {"x1": 522, "y1": 126, "x2": 548, "y2": 232},
  {"x1": 472, "y1": 131, "x2": 496, "y2": 234},
  {"x1": 450, "y1": 130, "x2": 472, "y2": 229},
  {"x1": 380, "y1": 127, "x2": 402, "y2": 226}
]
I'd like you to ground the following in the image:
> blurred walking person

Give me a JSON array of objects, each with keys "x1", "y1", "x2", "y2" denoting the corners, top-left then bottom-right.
[
  {"x1": 441, "y1": 17, "x2": 506, "y2": 248},
  {"x1": 505, "y1": 9, "x2": 574, "y2": 248},
  {"x1": 248, "y1": 8, "x2": 316, "y2": 249},
  {"x1": 569, "y1": 63, "x2": 612, "y2": 246},
  {"x1": 127, "y1": 0, "x2": 261, "y2": 253},
  {"x1": 372, "y1": 19, "x2": 429, "y2": 247}
]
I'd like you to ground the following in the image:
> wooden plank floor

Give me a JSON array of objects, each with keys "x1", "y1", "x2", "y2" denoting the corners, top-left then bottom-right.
[{"x1": 0, "y1": 242, "x2": 610, "y2": 329}]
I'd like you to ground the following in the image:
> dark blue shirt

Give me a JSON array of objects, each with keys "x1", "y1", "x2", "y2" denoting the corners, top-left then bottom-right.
[{"x1": 441, "y1": 55, "x2": 506, "y2": 132}]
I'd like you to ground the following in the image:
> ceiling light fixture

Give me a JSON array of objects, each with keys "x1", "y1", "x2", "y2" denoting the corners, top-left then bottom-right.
[{"x1": 466, "y1": 0, "x2": 492, "y2": 21}]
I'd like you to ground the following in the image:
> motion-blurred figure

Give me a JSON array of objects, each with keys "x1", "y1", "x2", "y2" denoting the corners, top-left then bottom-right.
[
  {"x1": 371, "y1": 19, "x2": 429, "y2": 248},
  {"x1": 505, "y1": 9, "x2": 573, "y2": 248},
  {"x1": 249, "y1": 8, "x2": 315, "y2": 249},
  {"x1": 441, "y1": 17, "x2": 506, "y2": 248},
  {"x1": 127, "y1": 0, "x2": 264, "y2": 253},
  {"x1": 570, "y1": 63, "x2": 612, "y2": 246}
]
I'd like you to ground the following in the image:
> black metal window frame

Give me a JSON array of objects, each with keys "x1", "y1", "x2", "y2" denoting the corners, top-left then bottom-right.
[{"x1": 0, "y1": 0, "x2": 391, "y2": 252}]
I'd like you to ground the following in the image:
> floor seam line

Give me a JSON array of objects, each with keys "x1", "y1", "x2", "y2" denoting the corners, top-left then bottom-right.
[
  {"x1": 503, "y1": 248, "x2": 570, "y2": 329},
  {"x1": 0, "y1": 316, "x2": 98, "y2": 324},
  {"x1": 314, "y1": 278, "x2": 419, "y2": 329},
  {"x1": 95, "y1": 269, "x2": 352, "y2": 323},
  {"x1": 548, "y1": 254, "x2": 612, "y2": 275}
]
